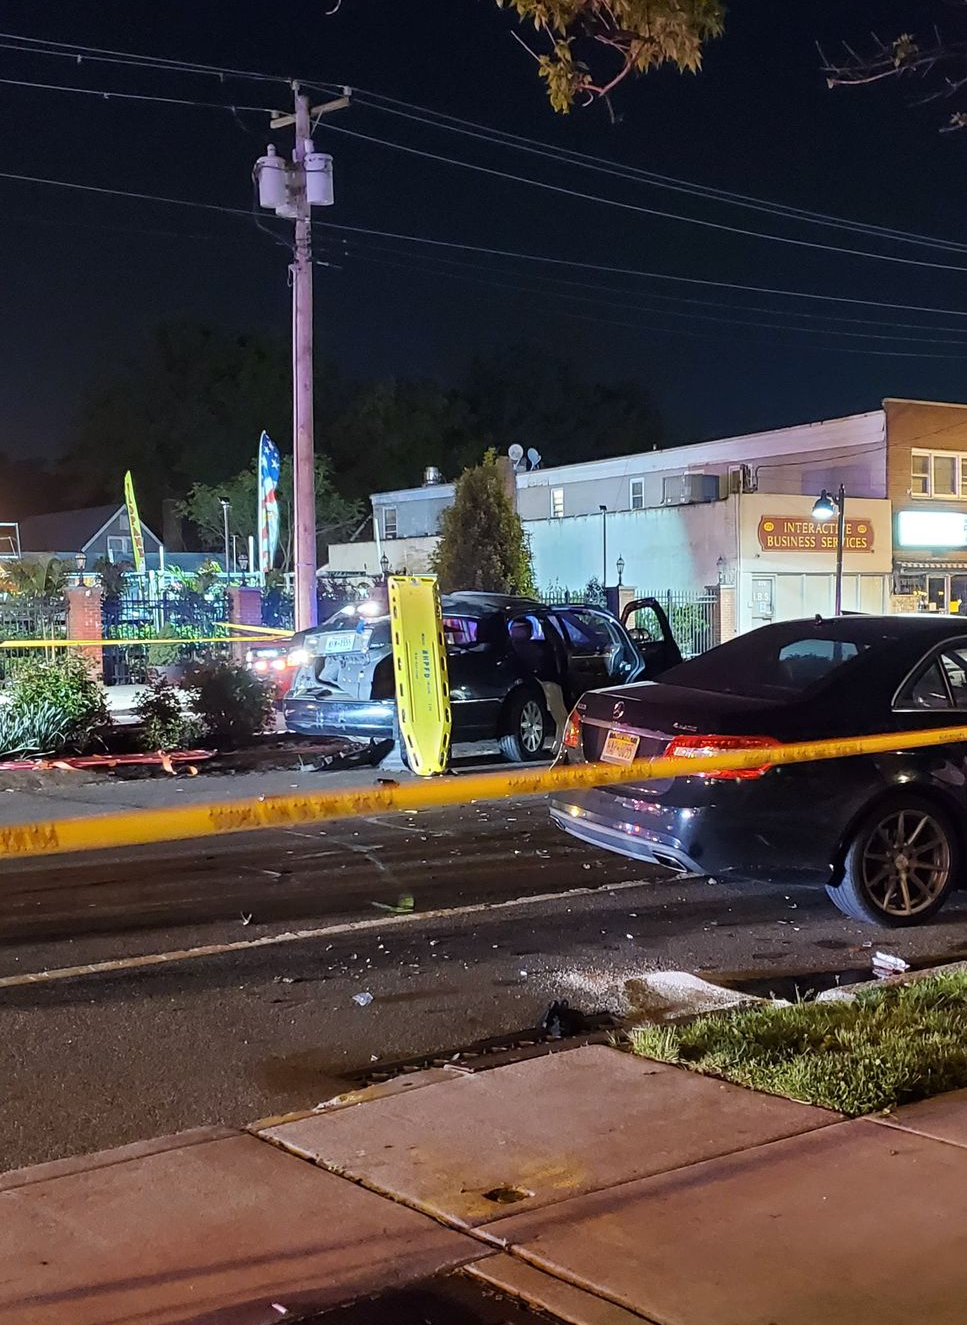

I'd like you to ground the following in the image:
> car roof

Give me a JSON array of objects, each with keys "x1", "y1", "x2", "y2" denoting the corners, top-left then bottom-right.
[
  {"x1": 441, "y1": 592, "x2": 541, "y2": 615},
  {"x1": 760, "y1": 614, "x2": 967, "y2": 643}
]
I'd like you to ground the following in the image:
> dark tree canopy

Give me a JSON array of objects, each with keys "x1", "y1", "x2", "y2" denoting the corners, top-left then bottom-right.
[{"x1": 64, "y1": 328, "x2": 665, "y2": 518}]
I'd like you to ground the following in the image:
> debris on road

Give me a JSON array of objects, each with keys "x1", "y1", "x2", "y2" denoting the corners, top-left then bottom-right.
[
  {"x1": 352, "y1": 992, "x2": 374, "y2": 1007},
  {"x1": 873, "y1": 951, "x2": 910, "y2": 978},
  {"x1": 371, "y1": 893, "x2": 415, "y2": 914},
  {"x1": 240, "y1": 913, "x2": 253, "y2": 926}
]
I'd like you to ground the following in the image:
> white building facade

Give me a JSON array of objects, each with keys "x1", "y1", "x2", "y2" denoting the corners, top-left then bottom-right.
[{"x1": 327, "y1": 400, "x2": 967, "y2": 637}]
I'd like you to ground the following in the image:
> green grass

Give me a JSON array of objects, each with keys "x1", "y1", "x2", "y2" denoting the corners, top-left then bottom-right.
[{"x1": 629, "y1": 970, "x2": 967, "y2": 1116}]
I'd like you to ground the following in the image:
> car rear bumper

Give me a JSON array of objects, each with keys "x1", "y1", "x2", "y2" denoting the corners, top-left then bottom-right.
[
  {"x1": 550, "y1": 794, "x2": 704, "y2": 873},
  {"x1": 550, "y1": 779, "x2": 843, "y2": 883},
  {"x1": 283, "y1": 695, "x2": 394, "y2": 739}
]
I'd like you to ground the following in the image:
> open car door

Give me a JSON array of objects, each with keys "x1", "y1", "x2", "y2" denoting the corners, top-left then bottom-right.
[{"x1": 620, "y1": 597, "x2": 683, "y2": 678}]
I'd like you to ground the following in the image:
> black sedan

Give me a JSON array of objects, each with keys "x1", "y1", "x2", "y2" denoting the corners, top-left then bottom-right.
[
  {"x1": 284, "y1": 592, "x2": 680, "y2": 762},
  {"x1": 552, "y1": 615, "x2": 967, "y2": 927}
]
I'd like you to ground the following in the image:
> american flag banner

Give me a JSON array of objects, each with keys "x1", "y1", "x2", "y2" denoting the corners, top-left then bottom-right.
[{"x1": 257, "y1": 431, "x2": 281, "y2": 574}]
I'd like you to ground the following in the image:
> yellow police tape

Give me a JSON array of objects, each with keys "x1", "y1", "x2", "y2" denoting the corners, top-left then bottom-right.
[
  {"x1": 0, "y1": 635, "x2": 291, "y2": 648},
  {"x1": 2, "y1": 722, "x2": 967, "y2": 861}
]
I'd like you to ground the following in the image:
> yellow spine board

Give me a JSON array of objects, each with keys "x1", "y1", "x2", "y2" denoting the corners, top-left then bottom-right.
[{"x1": 388, "y1": 575, "x2": 452, "y2": 776}]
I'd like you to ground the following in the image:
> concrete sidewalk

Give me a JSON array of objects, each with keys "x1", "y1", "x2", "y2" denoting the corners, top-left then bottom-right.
[{"x1": 5, "y1": 1043, "x2": 967, "y2": 1323}]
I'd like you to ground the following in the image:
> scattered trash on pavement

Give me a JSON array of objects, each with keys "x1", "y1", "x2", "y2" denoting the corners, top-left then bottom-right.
[
  {"x1": 352, "y1": 991, "x2": 374, "y2": 1007},
  {"x1": 370, "y1": 893, "x2": 415, "y2": 914},
  {"x1": 538, "y1": 998, "x2": 589, "y2": 1039},
  {"x1": 240, "y1": 913, "x2": 253, "y2": 926},
  {"x1": 872, "y1": 951, "x2": 910, "y2": 977}
]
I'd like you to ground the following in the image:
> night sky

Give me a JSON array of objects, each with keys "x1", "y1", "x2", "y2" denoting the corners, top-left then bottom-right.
[{"x1": 3, "y1": 0, "x2": 967, "y2": 467}]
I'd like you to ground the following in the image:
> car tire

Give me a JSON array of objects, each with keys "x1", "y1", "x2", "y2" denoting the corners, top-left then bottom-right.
[
  {"x1": 498, "y1": 690, "x2": 549, "y2": 763},
  {"x1": 827, "y1": 793, "x2": 960, "y2": 927}
]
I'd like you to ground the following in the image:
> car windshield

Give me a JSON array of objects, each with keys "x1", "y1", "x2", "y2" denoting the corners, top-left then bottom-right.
[{"x1": 659, "y1": 625, "x2": 879, "y2": 698}]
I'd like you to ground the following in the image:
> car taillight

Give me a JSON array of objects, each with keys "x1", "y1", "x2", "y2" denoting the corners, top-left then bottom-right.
[
  {"x1": 287, "y1": 647, "x2": 309, "y2": 668},
  {"x1": 662, "y1": 734, "x2": 781, "y2": 781},
  {"x1": 253, "y1": 659, "x2": 270, "y2": 674},
  {"x1": 270, "y1": 658, "x2": 287, "y2": 672},
  {"x1": 562, "y1": 711, "x2": 582, "y2": 749}
]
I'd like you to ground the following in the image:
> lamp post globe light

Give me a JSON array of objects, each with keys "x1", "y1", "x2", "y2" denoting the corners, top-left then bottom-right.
[{"x1": 811, "y1": 484, "x2": 846, "y2": 616}]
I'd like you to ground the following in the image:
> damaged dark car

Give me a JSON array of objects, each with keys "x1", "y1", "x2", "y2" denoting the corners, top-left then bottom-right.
[{"x1": 283, "y1": 592, "x2": 681, "y2": 762}]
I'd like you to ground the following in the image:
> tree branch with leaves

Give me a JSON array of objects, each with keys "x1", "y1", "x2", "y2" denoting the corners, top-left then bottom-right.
[
  {"x1": 496, "y1": 0, "x2": 724, "y2": 112},
  {"x1": 822, "y1": 9, "x2": 967, "y2": 131}
]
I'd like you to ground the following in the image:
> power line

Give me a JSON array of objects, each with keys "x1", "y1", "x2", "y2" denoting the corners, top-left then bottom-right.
[
  {"x1": 0, "y1": 31, "x2": 293, "y2": 87},
  {"x1": 559, "y1": 307, "x2": 967, "y2": 360},
  {"x1": 339, "y1": 245, "x2": 967, "y2": 353},
  {"x1": 316, "y1": 122, "x2": 967, "y2": 275},
  {"x1": 311, "y1": 218, "x2": 967, "y2": 320},
  {"x1": 337, "y1": 240, "x2": 967, "y2": 343},
  {"x1": 345, "y1": 90, "x2": 967, "y2": 257},
  {"x1": 7, "y1": 28, "x2": 967, "y2": 261},
  {"x1": 6, "y1": 163, "x2": 967, "y2": 326},
  {"x1": 0, "y1": 73, "x2": 276, "y2": 113}
]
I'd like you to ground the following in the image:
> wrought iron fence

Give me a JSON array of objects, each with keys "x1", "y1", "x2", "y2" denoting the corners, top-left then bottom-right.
[
  {"x1": 638, "y1": 588, "x2": 720, "y2": 658},
  {"x1": 0, "y1": 594, "x2": 68, "y2": 681},
  {"x1": 101, "y1": 582, "x2": 231, "y2": 686}
]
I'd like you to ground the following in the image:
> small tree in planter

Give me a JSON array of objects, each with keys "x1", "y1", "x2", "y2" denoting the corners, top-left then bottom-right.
[{"x1": 433, "y1": 452, "x2": 535, "y2": 595}]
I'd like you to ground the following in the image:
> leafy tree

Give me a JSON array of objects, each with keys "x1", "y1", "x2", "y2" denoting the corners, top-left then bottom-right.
[
  {"x1": 433, "y1": 452, "x2": 535, "y2": 594},
  {"x1": 495, "y1": 0, "x2": 725, "y2": 111},
  {"x1": 177, "y1": 456, "x2": 361, "y2": 570},
  {"x1": 0, "y1": 558, "x2": 68, "y2": 606}
]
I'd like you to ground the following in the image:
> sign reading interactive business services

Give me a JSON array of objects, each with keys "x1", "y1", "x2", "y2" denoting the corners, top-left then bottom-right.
[{"x1": 757, "y1": 515, "x2": 874, "y2": 554}]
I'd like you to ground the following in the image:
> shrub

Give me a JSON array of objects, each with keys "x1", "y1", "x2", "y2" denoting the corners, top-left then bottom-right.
[
  {"x1": 0, "y1": 698, "x2": 74, "y2": 760},
  {"x1": 134, "y1": 678, "x2": 203, "y2": 752},
  {"x1": 7, "y1": 656, "x2": 110, "y2": 753},
  {"x1": 184, "y1": 659, "x2": 273, "y2": 746}
]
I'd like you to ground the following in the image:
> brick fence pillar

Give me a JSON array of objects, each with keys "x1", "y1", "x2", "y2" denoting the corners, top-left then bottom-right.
[
  {"x1": 227, "y1": 586, "x2": 264, "y2": 662},
  {"x1": 66, "y1": 583, "x2": 104, "y2": 680},
  {"x1": 716, "y1": 584, "x2": 737, "y2": 643}
]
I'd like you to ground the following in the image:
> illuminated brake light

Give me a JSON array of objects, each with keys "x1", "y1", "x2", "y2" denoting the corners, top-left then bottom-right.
[
  {"x1": 270, "y1": 658, "x2": 287, "y2": 672},
  {"x1": 287, "y1": 647, "x2": 309, "y2": 668},
  {"x1": 562, "y1": 711, "x2": 582, "y2": 749},
  {"x1": 663, "y1": 734, "x2": 781, "y2": 781},
  {"x1": 253, "y1": 660, "x2": 270, "y2": 674}
]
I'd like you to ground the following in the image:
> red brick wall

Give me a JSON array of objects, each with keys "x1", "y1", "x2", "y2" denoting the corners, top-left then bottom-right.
[{"x1": 66, "y1": 584, "x2": 103, "y2": 679}]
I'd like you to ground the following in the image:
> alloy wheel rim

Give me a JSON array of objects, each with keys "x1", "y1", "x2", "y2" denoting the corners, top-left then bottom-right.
[
  {"x1": 861, "y1": 809, "x2": 951, "y2": 917},
  {"x1": 520, "y1": 700, "x2": 544, "y2": 753}
]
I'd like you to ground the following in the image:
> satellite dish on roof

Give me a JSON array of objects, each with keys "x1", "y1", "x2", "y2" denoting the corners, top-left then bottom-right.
[
  {"x1": 527, "y1": 447, "x2": 542, "y2": 470},
  {"x1": 508, "y1": 444, "x2": 524, "y2": 467}
]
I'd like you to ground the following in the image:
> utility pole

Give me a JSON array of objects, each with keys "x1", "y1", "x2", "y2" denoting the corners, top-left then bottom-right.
[{"x1": 255, "y1": 83, "x2": 349, "y2": 631}]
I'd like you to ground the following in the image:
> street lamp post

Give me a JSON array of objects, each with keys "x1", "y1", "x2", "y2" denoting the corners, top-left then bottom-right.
[
  {"x1": 599, "y1": 505, "x2": 608, "y2": 589},
  {"x1": 811, "y1": 484, "x2": 846, "y2": 616},
  {"x1": 616, "y1": 555, "x2": 625, "y2": 587},
  {"x1": 219, "y1": 499, "x2": 231, "y2": 578},
  {"x1": 380, "y1": 553, "x2": 390, "y2": 584}
]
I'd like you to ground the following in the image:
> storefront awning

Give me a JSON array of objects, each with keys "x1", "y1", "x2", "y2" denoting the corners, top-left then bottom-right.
[{"x1": 896, "y1": 559, "x2": 967, "y2": 572}]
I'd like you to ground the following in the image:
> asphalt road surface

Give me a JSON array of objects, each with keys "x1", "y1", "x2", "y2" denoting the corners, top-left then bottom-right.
[{"x1": 5, "y1": 785, "x2": 967, "y2": 1172}]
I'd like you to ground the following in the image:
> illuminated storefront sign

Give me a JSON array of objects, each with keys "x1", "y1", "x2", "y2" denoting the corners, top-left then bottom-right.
[
  {"x1": 756, "y1": 515, "x2": 874, "y2": 553},
  {"x1": 896, "y1": 509, "x2": 967, "y2": 549}
]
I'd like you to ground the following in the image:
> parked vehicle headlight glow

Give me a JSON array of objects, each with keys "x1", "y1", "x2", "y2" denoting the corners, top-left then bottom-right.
[{"x1": 287, "y1": 648, "x2": 310, "y2": 668}]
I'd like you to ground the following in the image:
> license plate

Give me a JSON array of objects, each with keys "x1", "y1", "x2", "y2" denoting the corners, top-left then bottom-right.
[
  {"x1": 601, "y1": 730, "x2": 639, "y2": 765},
  {"x1": 318, "y1": 630, "x2": 371, "y2": 655}
]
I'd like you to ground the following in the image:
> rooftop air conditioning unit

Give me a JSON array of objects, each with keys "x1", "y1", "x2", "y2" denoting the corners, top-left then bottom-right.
[
  {"x1": 423, "y1": 466, "x2": 442, "y2": 486},
  {"x1": 662, "y1": 472, "x2": 721, "y2": 506}
]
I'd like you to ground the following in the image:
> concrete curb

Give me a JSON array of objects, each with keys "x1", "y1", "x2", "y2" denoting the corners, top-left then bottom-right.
[{"x1": 816, "y1": 957, "x2": 967, "y2": 1002}]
